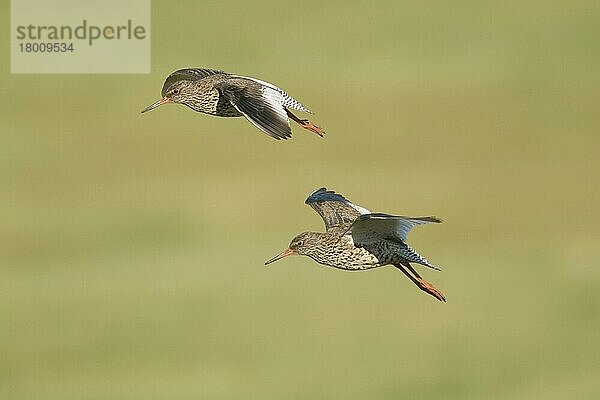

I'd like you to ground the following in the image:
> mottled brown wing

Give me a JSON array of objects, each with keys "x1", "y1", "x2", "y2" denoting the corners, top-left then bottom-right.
[
  {"x1": 215, "y1": 78, "x2": 292, "y2": 140},
  {"x1": 161, "y1": 68, "x2": 226, "y2": 97},
  {"x1": 305, "y1": 188, "x2": 370, "y2": 233}
]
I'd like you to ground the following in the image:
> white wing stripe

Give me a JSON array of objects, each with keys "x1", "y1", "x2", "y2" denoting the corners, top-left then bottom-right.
[
  {"x1": 351, "y1": 204, "x2": 371, "y2": 215},
  {"x1": 232, "y1": 74, "x2": 312, "y2": 113},
  {"x1": 260, "y1": 87, "x2": 289, "y2": 122}
]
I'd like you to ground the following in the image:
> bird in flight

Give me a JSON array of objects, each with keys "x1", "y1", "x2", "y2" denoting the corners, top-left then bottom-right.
[
  {"x1": 141, "y1": 68, "x2": 324, "y2": 140},
  {"x1": 265, "y1": 188, "x2": 446, "y2": 302}
]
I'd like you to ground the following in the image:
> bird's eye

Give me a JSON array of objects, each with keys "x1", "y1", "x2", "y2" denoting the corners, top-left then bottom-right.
[
  {"x1": 296, "y1": 240, "x2": 304, "y2": 247},
  {"x1": 172, "y1": 89, "x2": 180, "y2": 95}
]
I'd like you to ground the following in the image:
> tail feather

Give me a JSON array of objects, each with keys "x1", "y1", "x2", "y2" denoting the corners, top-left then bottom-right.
[{"x1": 399, "y1": 244, "x2": 441, "y2": 271}]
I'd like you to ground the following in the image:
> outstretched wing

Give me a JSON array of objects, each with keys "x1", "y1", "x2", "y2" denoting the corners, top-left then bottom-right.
[
  {"x1": 346, "y1": 213, "x2": 441, "y2": 244},
  {"x1": 231, "y1": 75, "x2": 313, "y2": 114},
  {"x1": 215, "y1": 78, "x2": 292, "y2": 140},
  {"x1": 305, "y1": 188, "x2": 370, "y2": 233},
  {"x1": 161, "y1": 68, "x2": 226, "y2": 96}
]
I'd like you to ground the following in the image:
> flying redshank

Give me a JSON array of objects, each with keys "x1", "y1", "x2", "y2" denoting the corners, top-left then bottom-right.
[
  {"x1": 141, "y1": 68, "x2": 324, "y2": 140},
  {"x1": 265, "y1": 188, "x2": 446, "y2": 302}
]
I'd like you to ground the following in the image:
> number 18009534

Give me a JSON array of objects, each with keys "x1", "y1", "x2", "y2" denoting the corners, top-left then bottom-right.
[{"x1": 19, "y1": 42, "x2": 74, "y2": 52}]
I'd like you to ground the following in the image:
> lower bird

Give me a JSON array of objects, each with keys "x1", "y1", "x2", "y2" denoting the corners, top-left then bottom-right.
[
  {"x1": 265, "y1": 188, "x2": 446, "y2": 302},
  {"x1": 141, "y1": 68, "x2": 324, "y2": 140}
]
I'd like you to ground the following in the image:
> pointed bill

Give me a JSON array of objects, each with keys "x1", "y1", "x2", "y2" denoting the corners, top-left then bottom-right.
[
  {"x1": 264, "y1": 248, "x2": 295, "y2": 265},
  {"x1": 141, "y1": 97, "x2": 171, "y2": 113}
]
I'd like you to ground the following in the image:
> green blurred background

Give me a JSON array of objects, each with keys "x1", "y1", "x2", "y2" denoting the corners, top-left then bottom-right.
[{"x1": 2, "y1": 1, "x2": 599, "y2": 399}]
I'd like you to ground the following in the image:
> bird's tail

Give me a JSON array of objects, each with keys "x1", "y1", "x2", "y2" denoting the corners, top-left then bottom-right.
[{"x1": 399, "y1": 244, "x2": 441, "y2": 271}]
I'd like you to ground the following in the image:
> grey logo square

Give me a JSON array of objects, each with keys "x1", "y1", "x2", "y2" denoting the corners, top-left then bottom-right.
[{"x1": 11, "y1": 0, "x2": 151, "y2": 74}]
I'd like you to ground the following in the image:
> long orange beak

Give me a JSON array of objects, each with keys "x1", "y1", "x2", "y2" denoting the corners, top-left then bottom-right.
[
  {"x1": 141, "y1": 97, "x2": 171, "y2": 113},
  {"x1": 264, "y1": 248, "x2": 295, "y2": 265}
]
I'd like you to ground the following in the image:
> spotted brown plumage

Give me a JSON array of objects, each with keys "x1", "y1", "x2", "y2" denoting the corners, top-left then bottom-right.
[
  {"x1": 265, "y1": 187, "x2": 447, "y2": 302},
  {"x1": 141, "y1": 68, "x2": 325, "y2": 140}
]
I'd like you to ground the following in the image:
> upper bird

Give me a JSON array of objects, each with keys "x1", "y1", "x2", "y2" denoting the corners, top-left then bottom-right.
[
  {"x1": 265, "y1": 188, "x2": 446, "y2": 302},
  {"x1": 141, "y1": 68, "x2": 324, "y2": 140}
]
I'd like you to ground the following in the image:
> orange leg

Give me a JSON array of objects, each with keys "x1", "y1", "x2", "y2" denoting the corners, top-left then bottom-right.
[
  {"x1": 394, "y1": 262, "x2": 446, "y2": 302},
  {"x1": 286, "y1": 109, "x2": 325, "y2": 137}
]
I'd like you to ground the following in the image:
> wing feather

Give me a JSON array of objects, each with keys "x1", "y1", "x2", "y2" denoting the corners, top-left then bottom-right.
[
  {"x1": 231, "y1": 75, "x2": 313, "y2": 113},
  {"x1": 305, "y1": 188, "x2": 370, "y2": 232},
  {"x1": 216, "y1": 79, "x2": 292, "y2": 140},
  {"x1": 346, "y1": 213, "x2": 441, "y2": 243}
]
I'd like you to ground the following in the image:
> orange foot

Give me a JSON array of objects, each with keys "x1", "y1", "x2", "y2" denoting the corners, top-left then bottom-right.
[
  {"x1": 298, "y1": 119, "x2": 325, "y2": 137},
  {"x1": 418, "y1": 278, "x2": 446, "y2": 302}
]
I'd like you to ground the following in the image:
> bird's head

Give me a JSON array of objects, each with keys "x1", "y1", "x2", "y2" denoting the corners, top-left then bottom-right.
[
  {"x1": 264, "y1": 232, "x2": 321, "y2": 265},
  {"x1": 141, "y1": 80, "x2": 195, "y2": 113}
]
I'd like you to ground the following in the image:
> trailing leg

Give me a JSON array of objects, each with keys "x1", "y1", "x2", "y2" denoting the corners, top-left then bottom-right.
[
  {"x1": 394, "y1": 262, "x2": 446, "y2": 302},
  {"x1": 286, "y1": 108, "x2": 325, "y2": 137}
]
